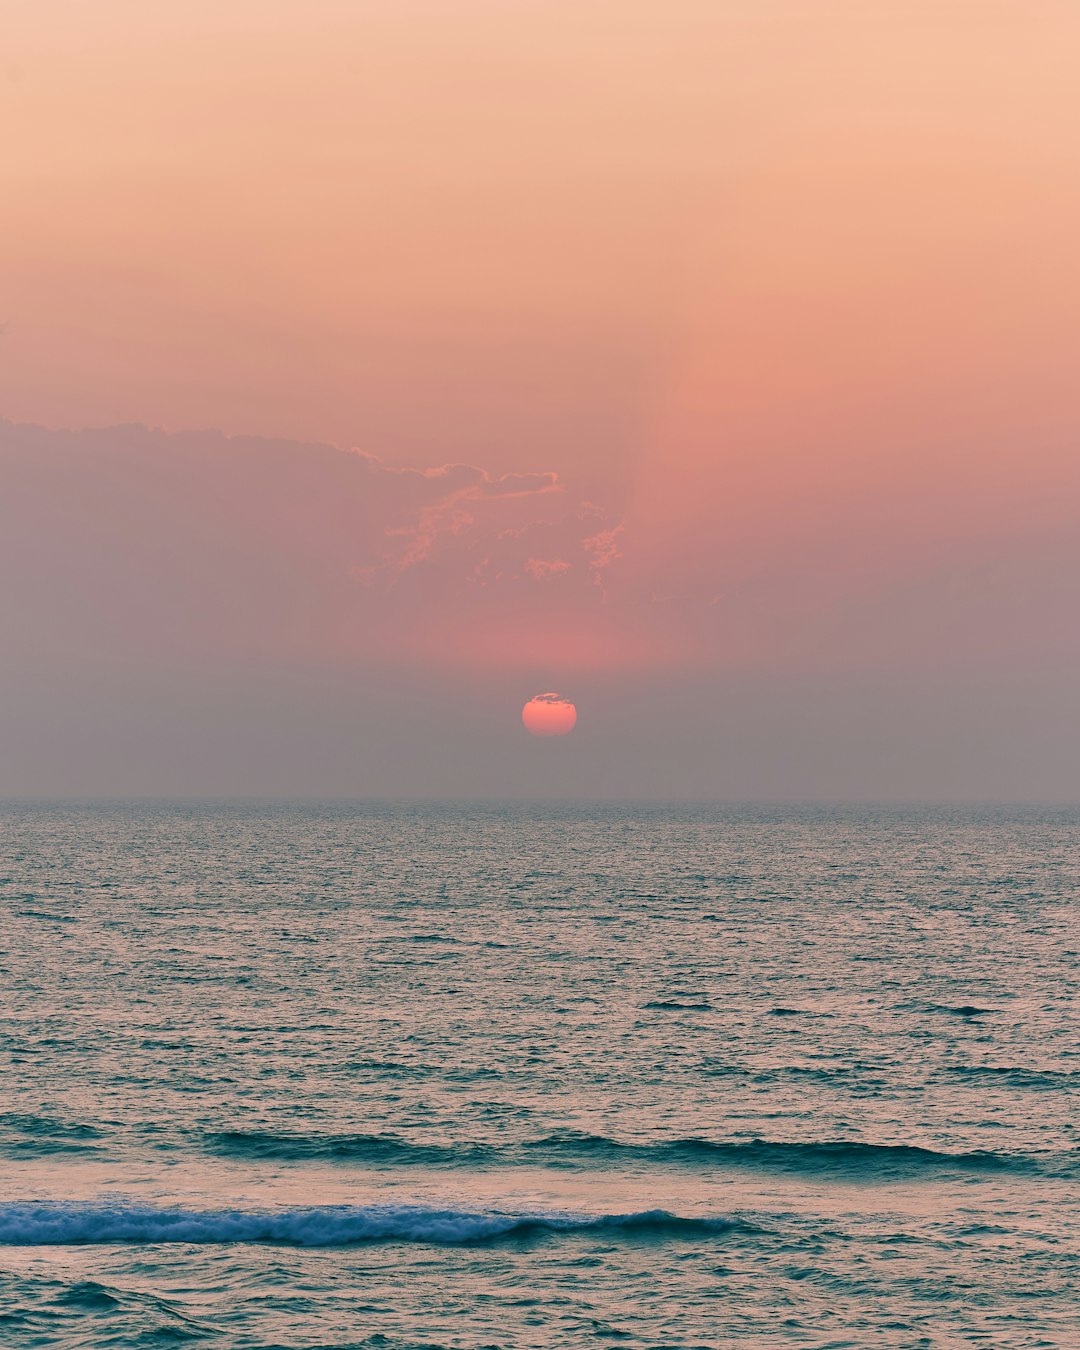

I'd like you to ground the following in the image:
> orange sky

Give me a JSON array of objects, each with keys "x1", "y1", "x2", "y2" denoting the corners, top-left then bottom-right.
[
  {"x1": 3, "y1": 2, "x2": 1080, "y2": 793},
  {"x1": 6, "y1": 2, "x2": 1076, "y2": 492}
]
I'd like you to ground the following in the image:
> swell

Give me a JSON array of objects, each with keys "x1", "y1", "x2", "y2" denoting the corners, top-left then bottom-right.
[
  {"x1": 205, "y1": 1128, "x2": 1075, "y2": 1178},
  {"x1": 206, "y1": 1129, "x2": 494, "y2": 1166},
  {"x1": 941, "y1": 1065, "x2": 1076, "y2": 1089},
  {"x1": 524, "y1": 1134, "x2": 1055, "y2": 1176},
  {"x1": 0, "y1": 1201, "x2": 751, "y2": 1248},
  {"x1": 0, "y1": 1113, "x2": 105, "y2": 1158}
]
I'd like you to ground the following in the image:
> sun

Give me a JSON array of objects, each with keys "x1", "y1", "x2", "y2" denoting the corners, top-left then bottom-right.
[{"x1": 522, "y1": 693, "x2": 577, "y2": 737}]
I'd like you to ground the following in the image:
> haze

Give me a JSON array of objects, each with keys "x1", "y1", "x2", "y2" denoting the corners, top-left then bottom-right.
[{"x1": 2, "y1": 1, "x2": 1079, "y2": 799}]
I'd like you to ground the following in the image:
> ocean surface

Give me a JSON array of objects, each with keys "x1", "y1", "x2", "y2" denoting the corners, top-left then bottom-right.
[{"x1": 0, "y1": 801, "x2": 1077, "y2": 1348}]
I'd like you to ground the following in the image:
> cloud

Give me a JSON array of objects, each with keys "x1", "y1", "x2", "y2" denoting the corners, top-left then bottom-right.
[
  {"x1": 524, "y1": 557, "x2": 572, "y2": 580},
  {"x1": 0, "y1": 419, "x2": 626, "y2": 675},
  {"x1": 4, "y1": 417, "x2": 1080, "y2": 801},
  {"x1": 359, "y1": 456, "x2": 564, "y2": 575},
  {"x1": 5, "y1": 415, "x2": 1074, "y2": 694}
]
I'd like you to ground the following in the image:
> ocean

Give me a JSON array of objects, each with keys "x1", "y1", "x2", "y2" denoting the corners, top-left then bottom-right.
[{"x1": 0, "y1": 801, "x2": 1076, "y2": 1348}]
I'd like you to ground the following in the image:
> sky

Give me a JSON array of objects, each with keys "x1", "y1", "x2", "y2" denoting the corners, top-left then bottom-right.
[{"x1": 2, "y1": 1, "x2": 1080, "y2": 798}]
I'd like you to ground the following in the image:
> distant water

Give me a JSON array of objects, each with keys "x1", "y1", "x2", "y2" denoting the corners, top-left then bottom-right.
[{"x1": 1, "y1": 801, "x2": 1077, "y2": 1348}]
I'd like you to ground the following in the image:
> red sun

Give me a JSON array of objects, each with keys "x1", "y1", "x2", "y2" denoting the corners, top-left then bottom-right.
[{"x1": 522, "y1": 693, "x2": 578, "y2": 737}]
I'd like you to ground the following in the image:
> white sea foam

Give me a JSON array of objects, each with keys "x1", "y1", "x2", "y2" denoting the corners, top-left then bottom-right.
[{"x1": 0, "y1": 1201, "x2": 737, "y2": 1247}]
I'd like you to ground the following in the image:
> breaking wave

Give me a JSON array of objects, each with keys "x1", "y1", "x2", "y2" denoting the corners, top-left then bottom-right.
[{"x1": 0, "y1": 1201, "x2": 750, "y2": 1248}]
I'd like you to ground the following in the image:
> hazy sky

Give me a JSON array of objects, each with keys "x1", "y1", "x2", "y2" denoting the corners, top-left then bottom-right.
[{"x1": 3, "y1": 2, "x2": 1079, "y2": 798}]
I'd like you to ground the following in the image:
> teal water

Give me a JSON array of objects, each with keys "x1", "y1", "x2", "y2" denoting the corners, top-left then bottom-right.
[{"x1": 0, "y1": 802, "x2": 1077, "y2": 1347}]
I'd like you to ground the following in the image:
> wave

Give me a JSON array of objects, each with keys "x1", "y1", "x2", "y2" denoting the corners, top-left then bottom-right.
[
  {"x1": 518, "y1": 1133, "x2": 1071, "y2": 1177},
  {"x1": 206, "y1": 1129, "x2": 493, "y2": 1166},
  {"x1": 942, "y1": 1065, "x2": 1075, "y2": 1089},
  {"x1": 0, "y1": 1114, "x2": 105, "y2": 1157},
  {"x1": 0, "y1": 1201, "x2": 750, "y2": 1248},
  {"x1": 203, "y1": 1128, "x2": 1075, "y2": 1177},
  {"x1": 0, "y1": 1113, "x2": 104, "y2": 1139}
]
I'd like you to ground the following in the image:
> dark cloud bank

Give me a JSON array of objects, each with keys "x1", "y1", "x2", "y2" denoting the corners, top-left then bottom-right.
[{"x1": 2, "y1": 419, "x2": 1078, "y2": 800}]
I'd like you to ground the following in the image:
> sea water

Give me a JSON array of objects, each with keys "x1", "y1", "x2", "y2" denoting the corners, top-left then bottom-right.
[{"x1": 0, "y1": 801, "x2": 1076, "y2": 1347}]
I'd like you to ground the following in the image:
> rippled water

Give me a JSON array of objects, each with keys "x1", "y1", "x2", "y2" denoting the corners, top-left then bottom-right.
[{"x1": 1, "y1": 801, "x2": 1077, "y2": 1347}]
